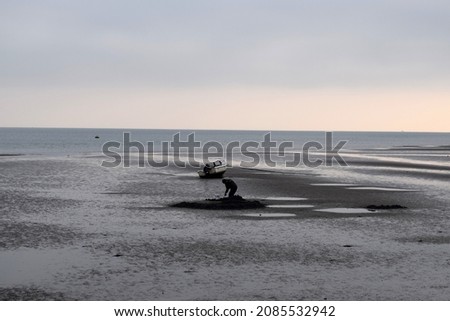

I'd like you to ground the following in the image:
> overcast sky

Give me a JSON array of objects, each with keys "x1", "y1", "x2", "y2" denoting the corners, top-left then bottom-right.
[{"x1": 1, "y1": 0, "x2": 449, "y2": 131}]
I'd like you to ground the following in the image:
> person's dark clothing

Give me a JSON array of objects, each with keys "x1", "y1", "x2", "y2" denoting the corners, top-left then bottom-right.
[{"x1": 222, "y1": 179, "x2": 238, "y2": 197}]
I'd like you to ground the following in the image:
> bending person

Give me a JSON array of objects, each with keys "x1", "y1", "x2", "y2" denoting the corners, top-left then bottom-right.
[{"x1": 222, "y1": 178, "x2": 238, "y2": 198}]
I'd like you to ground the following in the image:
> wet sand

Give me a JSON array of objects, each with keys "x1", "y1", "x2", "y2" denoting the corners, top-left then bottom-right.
[{"x1": 0, "y1": 155, "x2": 449, "y2": 300}]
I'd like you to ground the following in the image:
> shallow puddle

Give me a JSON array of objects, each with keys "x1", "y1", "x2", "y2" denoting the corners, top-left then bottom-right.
[
  {"x1": 262, "y1": 197, "x2": 308, "y2": 201},
  {"x1": 0, "y1": 247, "x2": 95, "y2": 287},
  {"x1": 240, "y1": 213, "x2": 297, "y2": 218},
  {"x1": 314, "y1": 208, "x2": 376, "y2": 214},
  {"x1": 311, "y1": 183, "x2": 357, "y2": 187},
  {"x1": 347, "y1": 187, "x2": 417, "y2": 192},
  {"x1": 266, "y1": 204, "x2": 314, "y2": 208}
]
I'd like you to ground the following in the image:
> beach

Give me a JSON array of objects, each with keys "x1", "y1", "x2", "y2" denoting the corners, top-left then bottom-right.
[
  {"x1": 1, "y1": 143, "x2": 449, "y2": 301},
  {"x1": 2, "y1": 2, "x2": 450, "y2": 315}
]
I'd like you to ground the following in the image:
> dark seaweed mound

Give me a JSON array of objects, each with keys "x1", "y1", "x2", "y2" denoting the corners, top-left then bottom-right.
[
  {"x1": 366, "y1": 204, "x2": 407, "y2": 210},
  {"x1": 172, "y1": 195, "x2": 265, "y2": 210}
]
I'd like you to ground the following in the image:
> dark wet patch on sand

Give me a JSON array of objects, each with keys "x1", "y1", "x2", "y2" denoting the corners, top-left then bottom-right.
[
  {"x1": 0, "y1": 154, "x2": 24, "y2": 157},
  {"x1": 396, "y1": 235, "x2": 450, "y2": 244},
  {"x1": 0, "y1": 287, "x2": 66, "y2": 301},
  {"x1": 100, "y1": 192, "x2": 137, "y2": 195},
  {"x1": 93, "y1": 238, "x2": 366, "y2": 268},
  {"x1": 0, "y1": 192, "x2": 81, "y2": 217},
  {"x1": 0, "y1": 221, "x2": 80, "y2": 249},
  {"x1": 125, "y1": 205, "x2": 167, "y2": 210}
]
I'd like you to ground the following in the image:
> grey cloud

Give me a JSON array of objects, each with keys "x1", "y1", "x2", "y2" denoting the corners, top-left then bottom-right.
[{"x1": 1, "y1": 0, "x2": 450, "y2": 89}]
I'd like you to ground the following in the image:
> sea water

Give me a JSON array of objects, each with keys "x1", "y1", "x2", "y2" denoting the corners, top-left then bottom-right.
[{"x1": 0, "y1": 127, "x2": 449, "y2": 155}]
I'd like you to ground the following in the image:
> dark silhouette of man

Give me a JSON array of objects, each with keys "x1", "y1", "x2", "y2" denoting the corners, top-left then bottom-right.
[{"x1": 222, "y1": 178, "x2": 238, "y2": 197}]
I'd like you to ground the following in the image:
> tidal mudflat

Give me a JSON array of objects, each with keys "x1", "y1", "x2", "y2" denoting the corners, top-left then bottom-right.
[{"x1": 1, "y1": 151, "x2": 449, "y2": 300}]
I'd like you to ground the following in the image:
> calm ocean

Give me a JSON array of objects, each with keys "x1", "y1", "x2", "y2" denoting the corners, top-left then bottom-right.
[{"x1": 1, "y1": 127, "x2": 449, "y2": 157}]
